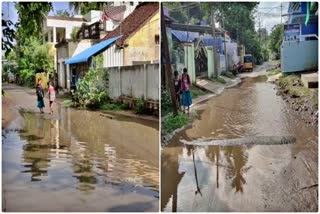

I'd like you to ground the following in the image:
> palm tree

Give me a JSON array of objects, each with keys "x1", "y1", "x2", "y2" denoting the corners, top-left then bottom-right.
[{"x1": 69, "y1": 2, "x2": 110, "y2": 15}]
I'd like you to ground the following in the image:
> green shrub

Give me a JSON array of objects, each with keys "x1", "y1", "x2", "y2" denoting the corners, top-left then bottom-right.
[
  {"x1": 161, "y1": 88, "x2": 173, "y2": 116},
  {"x1": 190, "y1": 86, "x2": 206, "y2": 99},
  {"x1": 72, "y1": 68, "x2": 108, "y2": 109},
  {"x1": 135, "y1": 97, "x2": 146, "y2": 114},
  {"x1": 267, "y1": 68, "x2": 281, "y2": 76},
  {"x1": 63, "y1": 99, "x2": 73, "y2": 107},
  {"x1": 221, "y1": 71, "x2": 235, "y2": 79},
  {"x1": 101, "y1": 102, "x2": 129, "y2": 111},
  {"x1": 212, "y1": 76, "x2": 226, "y2": 84},
  {"x1": 163, "y1": 112, "x2": 190, "y2": 134}
]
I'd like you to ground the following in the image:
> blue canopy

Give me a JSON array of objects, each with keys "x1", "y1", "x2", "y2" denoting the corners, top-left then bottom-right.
[{"x1": 65, "y1": 35, "x2": 122, "y2": 65}]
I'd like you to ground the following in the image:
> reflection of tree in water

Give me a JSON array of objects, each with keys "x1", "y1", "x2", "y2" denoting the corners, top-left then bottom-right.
[
  {"x1": 223, "y1": 146, "x2": 249, "y2": 193},
  {"x1": 71, "y1": 147, "x2": 98, "y2": 192},
  {"x1": 161, "y1": 134, "x2": 187, "y2": 212},
  {"x1": 203, "y1": 145, "x2": 249, "y2": 193},
  {"x1": 73, "y1": 157, "x2": 97, "y2": 191},
  {"x1": 21, "y1": 114, "x2": 51, "y2": 182}
]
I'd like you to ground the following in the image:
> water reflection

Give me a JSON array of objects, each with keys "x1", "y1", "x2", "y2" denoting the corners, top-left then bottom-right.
[
  {"x1": 223, "y1": 146, "x2": 248, "y2": 193},
  {"x1": 3, "y1": 106, "x2": 159, "y2": 211},
  {"x1": 161, "y1": 77, "x2": 317, "y2": 211}
]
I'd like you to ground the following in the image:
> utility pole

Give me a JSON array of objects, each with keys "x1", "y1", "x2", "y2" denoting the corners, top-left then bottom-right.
[
  {"x1": 258, "y1": 13, "x2": 261, "y2": 43},
  {"x1": 280, "y1": 3, "x2": 283, "y2": 25},
  {"x1": 211, "y1": 9, "x2": 218, "y2": 78},
  {"x1": 161, "y1": 4, "x2": 178, "y2": 116}
]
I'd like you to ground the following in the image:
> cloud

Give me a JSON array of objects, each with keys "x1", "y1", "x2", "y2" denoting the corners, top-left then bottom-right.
[{"x1": 255, "y1": 2, "x2": 289, "y2": 33}]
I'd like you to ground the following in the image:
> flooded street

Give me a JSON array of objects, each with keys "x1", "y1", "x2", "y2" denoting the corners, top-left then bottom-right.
[
  {"x1": 3, "y1": 101, "x2": 159, "y2": 211},
  {"x1": 161, "y1": 75, "x2": 318, "y2": 212}
]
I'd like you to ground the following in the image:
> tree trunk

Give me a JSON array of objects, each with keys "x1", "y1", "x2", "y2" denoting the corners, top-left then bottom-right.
[{"x1": 161, "y1": 5, "x2": 178, "y2": 116}]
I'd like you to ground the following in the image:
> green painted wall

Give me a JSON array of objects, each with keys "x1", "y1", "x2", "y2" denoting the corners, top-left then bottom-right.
[{"x1": 184, "y1": 43, "x2": 196, "y2": 83}]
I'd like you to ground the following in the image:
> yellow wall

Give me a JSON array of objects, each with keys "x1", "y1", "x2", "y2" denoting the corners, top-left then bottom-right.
[
  {"x1": 124, "y1": 12, "x2": 160, "y2": 65},
  {"x1": 35, "y1": 73, "x2": 49, "y2": 89}
]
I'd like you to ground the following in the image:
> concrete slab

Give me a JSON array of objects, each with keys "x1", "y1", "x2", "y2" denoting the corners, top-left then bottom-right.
[
  {"x1": 196, "y1": 76, "x2": 241, "y2": 95},
  {"x1": 301, "y1": 72, "x2": 318, "y2": 88}
]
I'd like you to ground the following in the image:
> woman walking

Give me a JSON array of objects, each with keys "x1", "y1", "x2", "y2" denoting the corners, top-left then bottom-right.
[
  {"x1": 181, "y1": 68, "x2": 192, "y2": 114},
  {"x1": 46, "y1": 81, "x2": 56, "y2": 114},
  {"x1": 173, "y1": 70, "x2": 181, "y2": 109},
  {"x1": 36, "y1": 79, "x2": 45, "y2": 114}
]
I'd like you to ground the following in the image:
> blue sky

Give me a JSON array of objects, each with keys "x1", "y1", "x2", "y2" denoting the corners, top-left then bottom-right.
[
  {"x1": 256, "y1": 2, "x2": 289, "y2": 33},
  {"x1": 2, "y1": 2, "x2": 72, "y2": 25}
]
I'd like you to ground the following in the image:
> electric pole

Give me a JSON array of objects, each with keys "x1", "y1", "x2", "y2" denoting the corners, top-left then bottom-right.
[
  {"x1": 161, "y1": 4, "x2": 178, "y2": 116},
  {"x1": 280, "y1": 3, "x2": 283, "y2": 25},
  {"x1": 258, "y1": 13, "x2": 261, "y2": 43},
  {"x1": 211, "y1": 9, "x2": 218, "y2": 78}
]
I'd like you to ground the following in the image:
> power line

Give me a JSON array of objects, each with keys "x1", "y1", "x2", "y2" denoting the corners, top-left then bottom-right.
[{"x1": 167, "y1": 3, "x2": 199, "y2": 12}]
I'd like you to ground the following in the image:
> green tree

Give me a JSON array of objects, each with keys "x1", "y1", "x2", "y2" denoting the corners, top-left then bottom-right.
[
  {"x1": 69, "y1": 2, "x2": 108, "y2": 15},
  {"x1": 15, "y1": 2, "x2": 53, "y2": 40},
  {"x1": 16, "y1": 37, "x2": 54, "y2": 86},
  {"x1": 71, "y1": 27, "x2": 80, "y2": 42},
  {"x1": 13, "y1": 3, "x2": 54, "y2": 86},
  {"x1": 268, "y1": 24, "x2": 283, "y2": 60},
  {"x1": 201, "y1": 3, "x2": 266, "y2": 64},
  {"x1": 55, "y1": 9, "x2": 70, "y2": 17},
  {"x1": 2, "y1": 16, "x2": 16, "y2": 56}
]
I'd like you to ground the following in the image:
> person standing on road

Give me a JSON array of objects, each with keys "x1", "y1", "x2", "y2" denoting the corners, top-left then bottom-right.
[
  {"x1": 36, "y1": 79, "x2": 45, "y2": 114},
  {"x1": 46, "y1": 81, "x2": 56, "y2": 114},
  {"x1": 173, "y1": 70, "x2": 181, "y2": 110},
  {"x1": 181, "y1": 68, "x2": 192, "y2": 114}
]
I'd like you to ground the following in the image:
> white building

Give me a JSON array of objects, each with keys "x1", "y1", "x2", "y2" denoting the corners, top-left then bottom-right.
[{"x1": 52, "y1": 3, "x2": 138, "y2": 91}]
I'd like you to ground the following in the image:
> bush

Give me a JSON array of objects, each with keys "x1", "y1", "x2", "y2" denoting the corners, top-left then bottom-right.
[
  {"x1": 190, "y1": 86, "x2": 206, "y2": 99},
  {"x1": 212, "y1": 76, "x2": 226, "y2": 84},
  {"x1": 101, "y1": 102, "x2": 129, "y2": 111},
  {"x1": 267, "y1": 68, "x2": 281, "y2": 76},
  {"x1": 63, "y1": 99, "x2": 73, "y2": 107},
  {"x1": 163, "y1": 112, "x2": 190, "y2": 134},
  {"x1": 221, "y1": 71, "x2": 235, "y2": 79},
  {"x1": 72, "y1": 68, "x2": 108, "y2": 109},
  {"x1": 161, "y1": 88, "x2": 173, "y2": 116},
  {"x1": 135, "y1": 97, "x2": 147, "y2": 114}
]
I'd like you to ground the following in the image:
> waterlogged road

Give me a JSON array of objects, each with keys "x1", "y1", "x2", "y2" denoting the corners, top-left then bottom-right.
[
  {"x1": 2, "y1": 85, "x2": 159, "y2": 212},
  {"x1": 161, "y1": 70, "x2": 318, "y2": 211}
]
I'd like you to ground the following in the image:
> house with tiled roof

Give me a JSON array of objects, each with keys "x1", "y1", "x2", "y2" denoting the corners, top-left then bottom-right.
[
  {"x1": 102, "y1": 2, "x2": 160, "y2": 67},
  {"x1": 54, "y1": 2, "x2": 137, "y2": 91}
]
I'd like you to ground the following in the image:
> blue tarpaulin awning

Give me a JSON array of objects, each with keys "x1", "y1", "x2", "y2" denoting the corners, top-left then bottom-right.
[{"x1": 65, "y1": 35, "x2": 122, "y2": 65}]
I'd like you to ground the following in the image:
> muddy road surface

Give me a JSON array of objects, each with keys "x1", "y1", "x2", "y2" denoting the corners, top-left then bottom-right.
[
  {"x1": 161, "y1": 68, "x2": 318, "y2": 211},
  {"x1": 2, "y1": 84, "x2": 159, "y2": 212}
]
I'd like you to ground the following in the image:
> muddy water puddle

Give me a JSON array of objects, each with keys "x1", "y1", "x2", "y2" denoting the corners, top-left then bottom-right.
[
  {"x1": 3, "y1": 108, "x2": 159, "y2": 211},
  {"x1": 161, "y1": 76, "x2": 318, "y2": 212}
]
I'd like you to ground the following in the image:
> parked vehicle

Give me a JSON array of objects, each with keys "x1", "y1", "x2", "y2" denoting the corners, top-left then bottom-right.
[
  {"x1": 244, "y1": 54, "x2": 253, "y2": 72},
  {"x1": 233, "y1": 62, "x2": 245, "y2": 74}
]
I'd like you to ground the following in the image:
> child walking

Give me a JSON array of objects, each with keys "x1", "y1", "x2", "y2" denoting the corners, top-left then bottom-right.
[
  {"x1": 36, "y1": 80, "x2": 45, "y2": 114},
  {"x1": 181, "y1": 68, "x2": 192, "y2": 114},
  {"x1": 46, "y1": 81, "x2": 56, "y2": 114}
]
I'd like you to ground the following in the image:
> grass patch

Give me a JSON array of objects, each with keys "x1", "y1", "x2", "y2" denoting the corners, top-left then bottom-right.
[
  {"x1": 163, "y1": 112, "x2": 191, "y2": 134},
  {"x1": 63, "y1": 99, "x2": 73, "y2": 107},
  {"x1": 100, "y1": 102, "x2": 129, "y2": 111},
  {"x1": 267, "y1": 68, "x2": 281, "y2": 76},
  {"x1": 190, "y1": 86, "x2": 207, "y2": 99},
  {"x1": 221, "y1": 71, "x2": 235, "y2": 79},
  {"x1": 212, "y1": 76, "x2": 226, "y2": 84}
]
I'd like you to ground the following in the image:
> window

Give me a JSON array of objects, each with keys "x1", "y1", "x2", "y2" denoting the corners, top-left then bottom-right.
[{"x1": 155, "y1": 35, "x2": 159, "y2": 45}]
